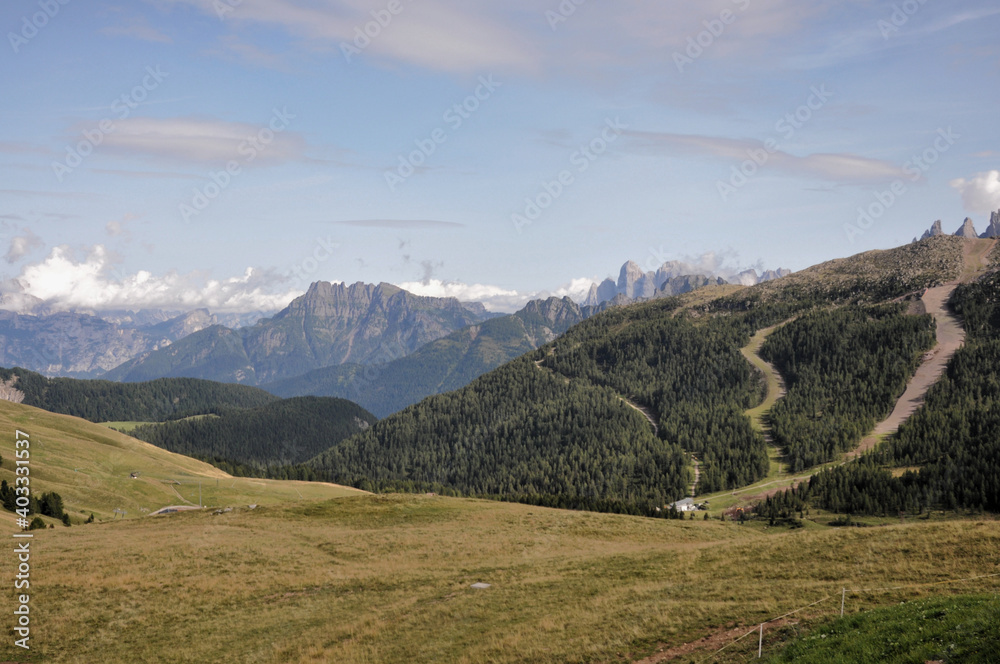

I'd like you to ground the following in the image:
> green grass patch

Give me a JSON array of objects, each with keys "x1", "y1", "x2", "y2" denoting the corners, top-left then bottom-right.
[{"x1": 766, "y1": 594, "x2": 1000, "y2": 663}]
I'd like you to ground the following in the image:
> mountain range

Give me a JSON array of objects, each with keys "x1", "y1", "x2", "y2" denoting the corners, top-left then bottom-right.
[
  {"x1": 103, "y1": 281, "x2": 495, "y2": 385},
  {"x1": 583, "y1": 260, "x2": 788, "y2": 305},
  {"x1": 916, "y1": 211, "x2": 1000, "y2": 241},
  {"x1": 0, "y1": 308, "x2": 230, "y2": 378},
  {"x1": 2, "y1": 259, "x2": 787, "y2": 407}
]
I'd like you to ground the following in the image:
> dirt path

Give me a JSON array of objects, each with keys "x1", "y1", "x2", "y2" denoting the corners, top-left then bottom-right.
[
  {"x1": 620, "y1": 397, "x2": 659, "y2": 436},
  {"x1": 634, "y1": 618, "x2": 799, "y2": 663},
  {"x1": 740, "y1": 324, "x2": 788, "y2": 427},
  {"x1": 739, "y1": 323, "x2": 790, "y2": 476},
  {"x1": 847, "y1": 238, "x2": 995, "y2": 459},
  {"x1": 847, "y1": 283, "x2": 963, "y2": 458}
]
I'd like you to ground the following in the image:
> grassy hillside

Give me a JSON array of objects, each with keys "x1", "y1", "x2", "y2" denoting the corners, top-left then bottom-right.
[
  {"x1": 711, "y1": 235, "x2": 965, "y2": 309},
  {"x1": 0, "y1": 366, "x2": 279, "y2": 422},
  {"x1": 2, "y1": 492, "x2": 998, "y2": 663},
  {"x1": 128, "y1": 396, "x2": 377, "y2": 469},
  {"x1": 0, "y1": 399, "x2": 363, "y2": 527},
  {"x1": 764, "y1": 594, "x2": 1000, "y2": 663}
]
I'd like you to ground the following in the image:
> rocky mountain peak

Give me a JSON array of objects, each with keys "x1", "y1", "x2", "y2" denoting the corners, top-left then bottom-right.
[
  {"x1": 981, "y1": 210, "x2": 1000, "y2": 239},
  {"x1": 955, "y1": 217, "x2": 979, "y2": 238},
  {"x1": 919, "y1": 220, "x2": 945, "y2": 241}
]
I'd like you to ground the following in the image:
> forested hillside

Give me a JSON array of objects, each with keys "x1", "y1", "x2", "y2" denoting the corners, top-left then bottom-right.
[
  {"x1": 309, "y1": 355, "x2": 690, "y2": 513},
  {"x1": 538, "y1": 306, "x2": 775, "y2": 493},
  {"x1": 761, "y1": 268, "x2": 1000, "y2": 517},
  {"x1": 129, "y1": 397, "x2": 376, "y2": 471},
  {"x1": 0, "y1": 366, "x2": 278, "y2": 422},
  {"x1": 302, "y1": 237, "x2": 972, "y2": 514},
  {"x1": 308, "y1": 296, "x2": 784, "y2": 509},
  {"x1": 760, "y1": 305, "x2": 936, "y2": 471},
  {"x1": 264, "y1": 297, "x2": 589, "y2": 417}
]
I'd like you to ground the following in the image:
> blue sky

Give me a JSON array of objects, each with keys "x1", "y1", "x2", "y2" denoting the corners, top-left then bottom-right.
[{"x1": 1, "y1": 0, "x2": 999, "y2": 312}]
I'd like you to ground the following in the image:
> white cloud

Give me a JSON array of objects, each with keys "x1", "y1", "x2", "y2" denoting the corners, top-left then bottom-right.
[
  {"x1": 165, "y1": 0, "x2": 537, "y2": 74},
  {"x1": 950, "y1": 171, "x2": 1000, "y2": 213},
  {"x1": 396, "y1": 276, "x2": 600, "y2": 313},
  {"x1": 105, "y1": 213, "x2": 137, "y2": 238},
  {"x1": 621, "y1": 131, "x2": 907, "y2": 183},
  {"x1": 5, "y1": 229, "x2": 44, "y2": 264},
  {"x1": 101, "y1": 15, "x2": 173, "y2": 43},
  {"x1": 162, "y1": 0, "x2": 819, "y2": 76},
  {"x1": 98, "y1": 116, "x2": 306, "y2": 165},
  {"x1": 396, "y1": 278, "x2": 523, "y2": 311},
  {"x1": 5, "y1": 245, "x2": 302, "y2": 312}
]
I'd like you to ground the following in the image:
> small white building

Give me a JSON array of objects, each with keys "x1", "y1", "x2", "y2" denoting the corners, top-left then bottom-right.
[{"x1": 671, "y1": 498, "x2": 697, "y2": 512}]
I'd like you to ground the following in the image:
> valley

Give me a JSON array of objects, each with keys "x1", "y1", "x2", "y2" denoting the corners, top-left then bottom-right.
[
  {"x1": 2, "y1": 235, "x2": 1000, "y2": 663},
  {"x1": 9, "y1": 9, "x2": 1000, "y2": 661}
]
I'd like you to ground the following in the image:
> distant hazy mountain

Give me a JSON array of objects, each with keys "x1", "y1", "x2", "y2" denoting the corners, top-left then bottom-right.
[
  {"x1": 584, "y1": 261, "x2": 786, "y2": 305},
  {"x1": 0, "y1": 308, "x2": 223, "y2": 378},
  {"x1": 104, "y1": 281, "x2": 495, "y2": 385},
  {"x1": 262, "y1": 296, "x2": 590, "y2": 416}
]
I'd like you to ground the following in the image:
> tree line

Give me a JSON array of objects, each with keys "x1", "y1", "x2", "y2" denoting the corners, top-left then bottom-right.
[
  {"x1": 127, "y1": 397, "x2": 377, "y2": 468},
  {"x1": 0, "y1": 367, "x2": 278, "y2": 423}
]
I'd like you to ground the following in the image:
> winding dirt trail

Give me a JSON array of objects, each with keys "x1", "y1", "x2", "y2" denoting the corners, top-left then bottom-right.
[{"x1": 739, "y1": 323, "x2": 790, "y2": 477}]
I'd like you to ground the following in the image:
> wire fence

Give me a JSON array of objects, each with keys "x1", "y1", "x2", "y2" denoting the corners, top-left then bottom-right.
[{"x1": 694, "y1": 571, "x2": 1000, "y2": 663}]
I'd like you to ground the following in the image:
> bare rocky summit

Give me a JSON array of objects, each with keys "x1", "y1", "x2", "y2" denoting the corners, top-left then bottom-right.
[
  {"x1": 955, "y1": 217, "x2": 979, "y2": 238},
  {"x1": 981, "y1": 210, "x2": 1000, "y2": 239}
]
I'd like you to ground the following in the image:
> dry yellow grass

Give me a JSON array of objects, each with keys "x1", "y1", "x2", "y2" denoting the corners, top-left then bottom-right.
[
  {"x1": 0, "y1": 399, "x2": 363, "y2": 529},
  {"x1": 2, "y1": 493, "x2": 998, "y2": 663}
]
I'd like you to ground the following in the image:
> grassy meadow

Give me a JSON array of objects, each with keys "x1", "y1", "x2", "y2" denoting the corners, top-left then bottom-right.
[
  {"x1": 1, "y1": 492, "x2": 998, "y2": 663},
  {"x1": 0, "y1": 399, "x2": 363, "y2": 529}
]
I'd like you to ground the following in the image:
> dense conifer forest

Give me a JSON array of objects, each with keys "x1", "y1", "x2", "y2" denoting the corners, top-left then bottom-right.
[
  {"x1": 0, "y1": 367, "x2": 278, "y2": 422},
  {"x1": 308, "y1": 297, "x2": 800, "y2": 508},
  {"x1": 760, "y1": 305, "x2": 936, "y2": 471},
  {"x1": 127, "y1": 397, "x2": 376, "y2": 468},
  {"x1": 760, "y1": 271, "x2": 1000, "y2": 517},
  {"x1": 310, "y1": 355, "x2": 691, "y2": 511},
  {"x1": 538, "y1": 306, "x2": 773, "y2": 493}
]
